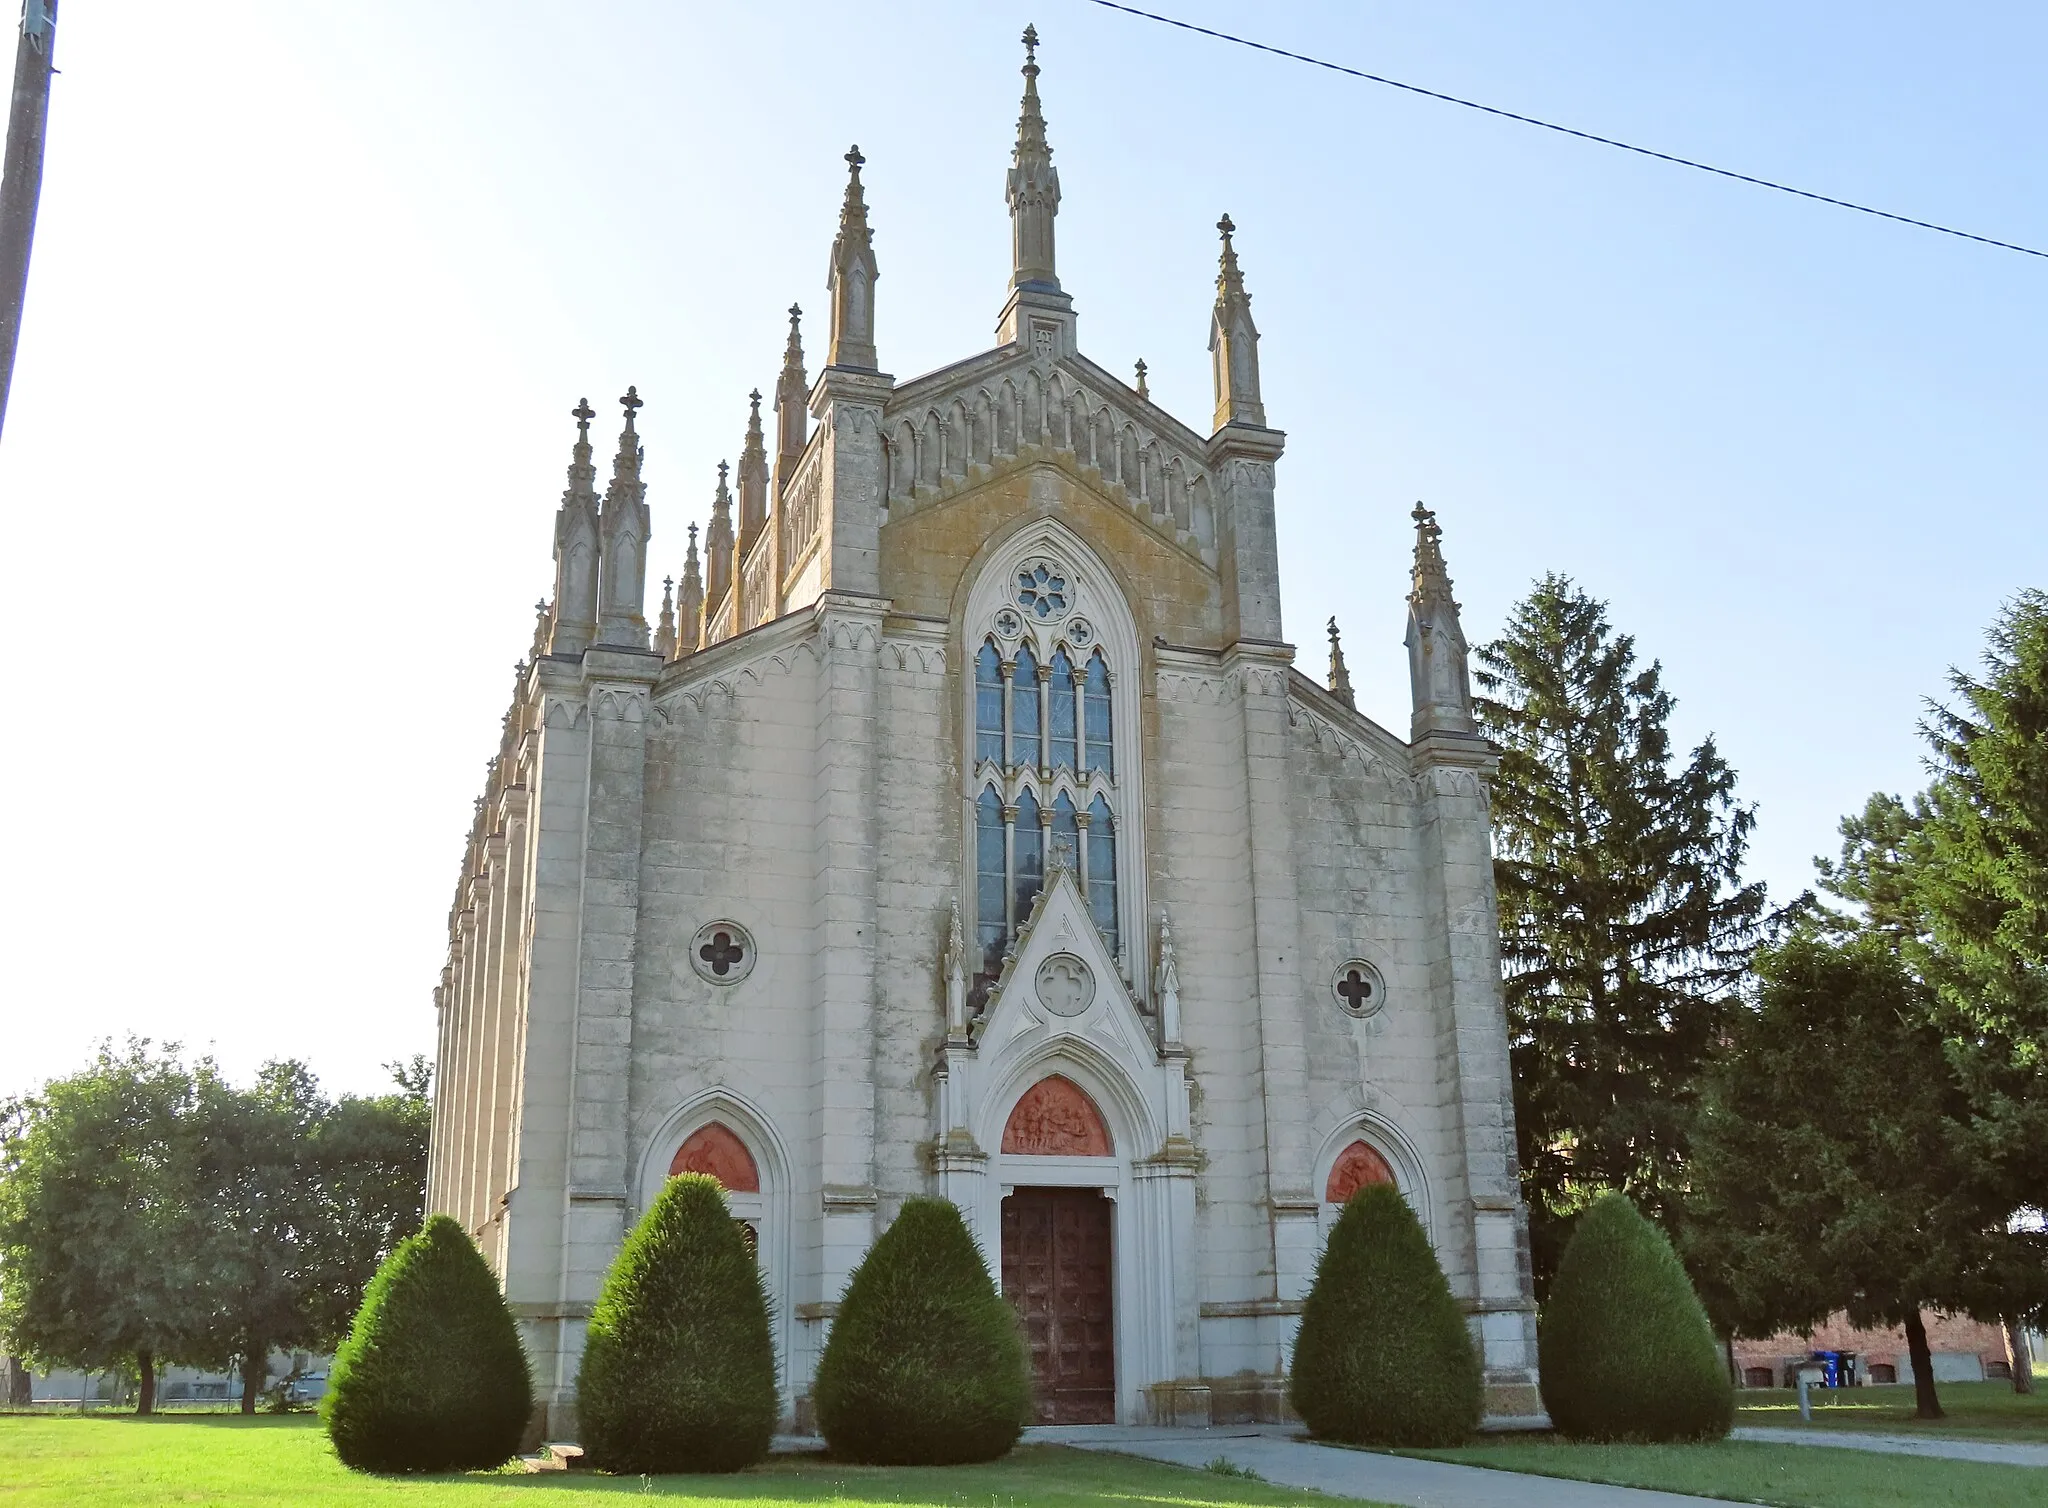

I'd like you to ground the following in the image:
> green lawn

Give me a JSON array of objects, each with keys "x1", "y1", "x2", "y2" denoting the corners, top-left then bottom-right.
[
  {"x1": 0, "y1": 1415, "x2": 1378, "y2": 1508},
  {"x1": 1737, "y1": 1379, "x2": 2048, "y2": 1442},
  {"x1": 1404, "y1": 1436, "x2": 2048, "y2": 1508}
]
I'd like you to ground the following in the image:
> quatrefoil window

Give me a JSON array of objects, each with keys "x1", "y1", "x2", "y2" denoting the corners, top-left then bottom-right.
[
  {"x1": 1015, "y1": 560, "x2": 1070, "y2": 622},
  {"x1": 1332, "y1": 959, "x2": 1386, "y2": 1018},
  {"x1": 690, "y1": 921, "x2": 757, "y2": 985}
]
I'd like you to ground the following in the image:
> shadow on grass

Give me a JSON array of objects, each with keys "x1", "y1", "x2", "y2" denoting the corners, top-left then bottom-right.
[
  {"x1": 0, "y1": 1410, "x2": 304, "y2": 1427},
  {"x1": 427, "y1": 1445, "x2": 1288, "y2": 1506}
]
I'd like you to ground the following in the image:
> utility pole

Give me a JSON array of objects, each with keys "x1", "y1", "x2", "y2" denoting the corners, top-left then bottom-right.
[{"x1": 0, "y1": 0, "x2": 58, "y2": 443}]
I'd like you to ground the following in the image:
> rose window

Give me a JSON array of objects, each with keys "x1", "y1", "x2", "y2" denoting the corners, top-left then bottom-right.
[{"x1": 1015, "y1": 561, "x2": 1070, "y2": 621}]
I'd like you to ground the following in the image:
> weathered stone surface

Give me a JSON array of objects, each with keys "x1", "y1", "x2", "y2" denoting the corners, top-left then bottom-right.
[{"x1": 425, "y1": 30, "x2": 1538, "y2": 1437}]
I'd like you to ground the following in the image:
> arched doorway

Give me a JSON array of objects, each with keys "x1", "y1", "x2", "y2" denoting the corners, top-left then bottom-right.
[
  {"x1": 998, "y1": 1076, "x2": 1116, "y2": 1424},
  {"x1": 669, "y1": 1121, "x2": 763, "y2": 1257},
  {"x1": 1324, "y1": 1139, "x2": 1395, "y2": 1204}
]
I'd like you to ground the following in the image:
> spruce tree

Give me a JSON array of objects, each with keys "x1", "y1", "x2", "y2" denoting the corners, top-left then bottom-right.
[
  {"x1": 575, "y1": 1174, "x2": 777, "y2": 1475},
  {"x1": 321, "y1": 1215, "x2": 533, "y2": 1473},
  {"x1": 1911, "y1": 590, "x2": 2048, "y2": 1273},
  {"x1": 1688, "y1": 929, "x2": 2000, "y2": 1420},
  {"x1": 1288, "y1": 1184, "x2": 1480, "y2": 1446},
  {"x1": 813, "y1": 1198, "x2": 1029, "y2": 1465},
  {"x1": 1540, "y1": 1192, "x2": 1731, "y2": 1441},
  {"x1": 1474, "y1": 576, "x2": 1768, "y2": 1291}
]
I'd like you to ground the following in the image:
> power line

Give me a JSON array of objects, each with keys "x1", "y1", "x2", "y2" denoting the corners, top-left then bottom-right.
[{"x1": 1086, "y1": 0, "x2": 2048, "y2": 262}]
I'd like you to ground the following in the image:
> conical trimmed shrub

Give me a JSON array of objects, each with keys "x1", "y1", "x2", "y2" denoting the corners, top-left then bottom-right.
[
  {"x1": 1540, "y1": 1192, "x2": 1733, "y2": 1441},
  {"x1": 1287, "y1": 1183, "x2": 1481, "y2": 1445},
  {"x1": 575, "y1": 1174, "x2": 778, "y2": 1474},
  {"x1": 813, "y1": 1197, "x2": 1030, "y2": 1464},
  {"x1": 322, "y1": 1214, "x2": 534, "y2": 1473}
]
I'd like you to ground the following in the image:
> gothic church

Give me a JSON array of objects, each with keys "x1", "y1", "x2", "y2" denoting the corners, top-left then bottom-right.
[{"x1": 426, "y1": 29, "x2": 1540, "y2": 1434}]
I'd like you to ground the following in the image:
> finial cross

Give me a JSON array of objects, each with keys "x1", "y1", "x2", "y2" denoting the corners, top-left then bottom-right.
[
  {"x1": 619, "y1": 386, "x2": 642, "y2": 419},
  {"x1": 1022, "y1": 24, "x2": 1039, "y2": 61},
  {"x1": 572, "y1": 397, "x2": 595, "y2": 433},
  {"x1": 1327, "y1": 616, "x2": 1341, "y2": 643},
  {"x1": 845, "y1": 144, "x2": 865, "y2": 171},
  {"x1": 1217, "y1": 213, "x2": 1235, "y2": 242}
]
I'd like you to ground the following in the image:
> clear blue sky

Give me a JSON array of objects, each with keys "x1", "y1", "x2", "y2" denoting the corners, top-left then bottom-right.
[{"x1": 2, "y1": 1, "x2": 2041, "y2": 1101}]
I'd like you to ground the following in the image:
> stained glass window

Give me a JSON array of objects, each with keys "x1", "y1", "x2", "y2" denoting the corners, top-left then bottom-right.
[
  {"x1": 1051, "y1": 790, "x2": 1080, "y2": 873},
  {"x1": 1082, "y1": 650, "x2": 1113, "y2": 776},
  {"x1": 1013, "y1": 788, "x2": 1043, "y2": 925},
  {"x1": 1087, "y1": 794, "x2": 1118, "y2": 952},
  {"x1": 1049, "y1": 648, "x2": 1077, "y2": 771},
  {"x1": 975, "y1": 641, "x2": 1004, "y2": 766},
  {"x1": 976, "y1": 786, "x2": 1006, "y2": 973},
  {"x1": 1011, "y1": 643, "x2": 1041, "y2": 764}
]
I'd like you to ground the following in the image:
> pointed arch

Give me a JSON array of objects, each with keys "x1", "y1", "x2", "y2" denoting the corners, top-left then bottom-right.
[
  {"x1": 1323, "y1": 1140, "x2": 1394, "y2": 1204},
  {"x1": 669, "y1": 1122, "x2": 760, "y2": 1191},
  {"x1": 947, "y1": 397, "x2": 971, "y2": 479},
  {"x1": 1002, "y1": 1074, "x2": 1112, "y2": 1156},
  {"x1": 997, "y1": 378, "x2": 1018, "y2": 455},
  {"x1": 1189, "y1": 474, "x2": 1215, "y2": 550},
  {"x1": 1165, "y1": 456, "x2": 1190, "y2": 532},
  {"x1": 891, "y1": 421, "x2": 917, "y2": 497}
]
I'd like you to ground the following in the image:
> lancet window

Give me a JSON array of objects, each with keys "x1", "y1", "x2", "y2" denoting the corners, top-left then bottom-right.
[{"x1": 969, "y1": 564, "x2": 1123, "y2": 997}]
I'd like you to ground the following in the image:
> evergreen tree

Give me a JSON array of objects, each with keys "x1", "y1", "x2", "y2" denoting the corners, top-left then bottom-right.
[
  {"x1": 1688, "y1": 928, "x2": 2003, "y2": 1420},
  {"x1": 322, "y1": 1215, "x2": 533, "y2": 1473},
  {"x1": 1813, "y1": 791, "x2": 1928, "y2": 942},
  {"x1": 1475, "y1": 576, "x2": 1769, "y2": 1291},
  {"x1": 813, "y1": 1198, "x2": 1029, "y2": 1465},
  {"x1": 1540, "y1": 1191, "x2": 1731, "y2": 1441},
  {"x1": 575, "y1": 1174, "x2": 778, "y2": 1475},
  {"x1": 1288, "y1": 1184, "x2": 1480, "y2": 1446},
  {"x1": 1911, "y1": 590, "x2": 2048, "y2": 1263}
]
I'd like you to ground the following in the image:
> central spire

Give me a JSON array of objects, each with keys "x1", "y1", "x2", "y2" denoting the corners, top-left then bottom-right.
[{"x1": 1007, "y1": 23, "x2": 1061, "y2": 293}]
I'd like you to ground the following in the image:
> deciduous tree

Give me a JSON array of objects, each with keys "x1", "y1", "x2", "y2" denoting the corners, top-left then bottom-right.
[
  {"x1": 1688, "y1": 928, "x2": 2004, "y2": 1419},
  {"x1": 0, "y1": 1041, "x2": 215, "y2": 1413}
]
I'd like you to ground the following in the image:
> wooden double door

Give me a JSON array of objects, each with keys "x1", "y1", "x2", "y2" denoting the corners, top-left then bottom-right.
[{"x1": 1001, "y1": 1187, "x2": 1115, "y2": 1423}]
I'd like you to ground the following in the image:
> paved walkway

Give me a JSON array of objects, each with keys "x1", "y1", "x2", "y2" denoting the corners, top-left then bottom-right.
[
  {"x1": 1732, "y1": 1424, "x2": 2048, "y2": 1467},
  {"x1": 1039, "y1": 1425, "x2": 1737, "y2": 1508}
]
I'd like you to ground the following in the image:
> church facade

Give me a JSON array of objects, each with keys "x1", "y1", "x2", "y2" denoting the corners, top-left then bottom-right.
[{"x1": 425, "y1": 30, "x2": 1540, "y2": 1434}]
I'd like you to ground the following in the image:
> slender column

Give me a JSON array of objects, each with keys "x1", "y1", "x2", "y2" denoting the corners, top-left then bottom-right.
[
  {"x1": 558, "y1": 647, "x2": 660, "y2": 1394},
  {"x1": 810, "y1": 594, "x2": 885, "y2": 1371},
  {"x1": 473, "y1": 841, "x2": 509, "y2": 1236},
  {"x1": 498, "y1": 659, "x2": 591, "y2": 1435},
  {"x1": 1037, "y1": 661, "x2": 1051, "y2": 772},
  {"x1": 468, "y1": 871, "x2": 502, "y2": 1236},
  {"x1": 1000, "y1": 661, "x2": 1015, "y2": 767},
  {"x1": 1416, "y1": 735, "x2": 1542, "y2": 1416},
  {"x1": 1226, "y1": 643, "x2": 1317, "y2": 1302},
  {"x1": 426, "y1": 978, "x2": 452, "y2": 1212},
  {"x1": 1002, "y1": 803, "x2": 1018, "y2": 934},
  {"x1": 485, "y1": 790, "x2": 530, "y2": 1250},
  {"x1": 451, "y1": 905, "x2": 480, "y2": 1232}
]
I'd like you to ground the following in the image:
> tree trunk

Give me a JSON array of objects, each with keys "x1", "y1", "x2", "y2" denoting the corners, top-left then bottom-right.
[
  {"x1": 4, "y1": 1354, "x2": 30, "y2": 1406},
  {"x1": 2007, "y1": 1320, "x2": 2036, "y2": 1396},
  {"x1": 239, "y1": 1348, "x2": 263, "y2": 1415},
  {"x1": 1903, "y1": 1308, "x2": 1944, "y2": 1420},
  {"x1": 1723, "y1": 1334, "x2": 1738, "y2": 1387},
  {"x1": 135, "y1": 1349, "x2": 154, "y2": 1415}
]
